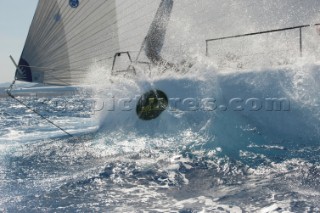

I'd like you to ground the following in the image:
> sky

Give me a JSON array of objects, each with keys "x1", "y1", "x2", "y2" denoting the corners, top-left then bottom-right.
[{"x1": 0, "y1": 0, "x2": 38, "y2": 83}]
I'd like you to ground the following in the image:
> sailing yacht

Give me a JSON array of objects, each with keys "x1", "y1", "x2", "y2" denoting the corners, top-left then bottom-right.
[
  {"x1": 11, "y1": 0, "x2": 178, "y2": 121},
  {"x1": 8, "y1": 0, "x2": 320, "y2": 142}
]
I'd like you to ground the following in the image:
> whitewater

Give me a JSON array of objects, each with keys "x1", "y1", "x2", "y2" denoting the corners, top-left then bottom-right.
[{"x1": 0, "y1": 54, "x2": 319, "y2": 212}]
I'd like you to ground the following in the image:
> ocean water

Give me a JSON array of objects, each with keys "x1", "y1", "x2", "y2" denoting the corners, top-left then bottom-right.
[{"x1": 0, "y1": 60, "x2": 320, "y2": 212}]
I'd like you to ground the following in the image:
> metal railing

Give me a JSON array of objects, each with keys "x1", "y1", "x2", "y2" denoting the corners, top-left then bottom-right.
[{"x1": 205, "y1": 24, "x2": 320, "y2": 57}]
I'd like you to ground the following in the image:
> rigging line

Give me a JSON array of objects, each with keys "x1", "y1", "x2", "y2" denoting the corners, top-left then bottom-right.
[
  {"x1": 7, "y1": 91, "x2": 74, "y2": 138},
  {"x1": 7, "y1": 56, "x2": 74, "y2": 138}
]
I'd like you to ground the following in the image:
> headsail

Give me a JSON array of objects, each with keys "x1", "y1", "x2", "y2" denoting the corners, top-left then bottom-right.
[
  {"x1": 16, "y1": 0, "x2": 173, "y2": 85},
  {"x1": 16, "y1": 0, "x2": 120, "y2": 85}
]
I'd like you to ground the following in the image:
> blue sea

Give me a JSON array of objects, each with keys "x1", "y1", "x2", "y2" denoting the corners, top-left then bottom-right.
[{"x1": 0, "y1": 61, "x2": 320, "y2": 212}]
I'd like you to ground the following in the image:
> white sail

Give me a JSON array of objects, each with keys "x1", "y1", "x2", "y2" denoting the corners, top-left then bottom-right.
[
  {"x1": 15, "y1": 0, "x2": 320, "y2": 85},
  {"x1": 16, "y1": 0, "x2": 120, "y2": 85}
]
